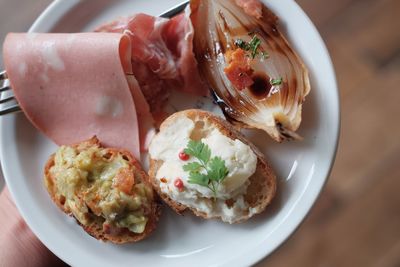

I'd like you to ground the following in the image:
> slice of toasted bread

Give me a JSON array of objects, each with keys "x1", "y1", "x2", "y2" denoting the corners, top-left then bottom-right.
[
  {"x1": 149, "y1": 109, "x2": 276, "y2": 223},
  {"x1": 44, "y1": 137, "x2": 161, "y2": 244}
]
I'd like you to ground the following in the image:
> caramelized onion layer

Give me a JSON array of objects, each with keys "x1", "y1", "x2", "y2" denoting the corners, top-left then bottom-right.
[{"x1": 190, "y1": 0, "x2": 310, "y2": 141}]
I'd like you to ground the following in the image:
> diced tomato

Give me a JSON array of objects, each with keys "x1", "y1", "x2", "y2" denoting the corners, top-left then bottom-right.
[
  {"x1": 224, "y1": 48, "x2": 254, "y2": 90},
  {"x1": 113, "y1": 167, "x2": 135, "y2": 194}
]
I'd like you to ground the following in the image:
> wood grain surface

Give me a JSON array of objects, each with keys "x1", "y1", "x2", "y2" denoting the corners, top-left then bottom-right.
[{"x1": 1, "y1": 0, "x2": 399, "y2": 266}]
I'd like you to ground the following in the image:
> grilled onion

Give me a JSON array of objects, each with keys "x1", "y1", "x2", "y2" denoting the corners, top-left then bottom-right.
[{"x1": 190, "y1": 0, "x2": 310, "y2": 141}]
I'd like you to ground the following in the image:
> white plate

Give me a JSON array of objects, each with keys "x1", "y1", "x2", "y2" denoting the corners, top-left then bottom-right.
[{"x1": 0, "y1": 0, "x2": 339, "y2": 266}]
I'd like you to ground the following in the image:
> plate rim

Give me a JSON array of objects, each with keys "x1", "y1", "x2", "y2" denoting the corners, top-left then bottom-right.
[{"x1": 0, "y1": 0, "x2": 340, "y2": 266}]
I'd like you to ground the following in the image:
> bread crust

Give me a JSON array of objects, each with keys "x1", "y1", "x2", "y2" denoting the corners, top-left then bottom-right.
[
  {"x1": 44, "y1": 137, "x2": 161, "y2": 244},
  {"x1": 149, "y1": 109, "x2": 277, "y2": 223}
]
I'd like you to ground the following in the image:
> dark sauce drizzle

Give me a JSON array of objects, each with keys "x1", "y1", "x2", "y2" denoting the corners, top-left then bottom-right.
[{"x1": 249, "y1": 73, "x2": 271, "y2": 99}]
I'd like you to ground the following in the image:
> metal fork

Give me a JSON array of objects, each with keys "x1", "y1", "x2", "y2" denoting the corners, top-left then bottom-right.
[
  {"x1": 0, "y1": 70, "x2": 20, "y2": 115},
  {"x1": 0, "y1": 1, "x2": 188, "y2": 116}
]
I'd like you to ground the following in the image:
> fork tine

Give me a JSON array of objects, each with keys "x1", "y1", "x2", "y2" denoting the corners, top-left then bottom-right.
[
  {"x1": 0, "y1": 104, "x2": 20, "y2": 116},
  {"x1": 0, "y1": 95, "x2": 15, "y2": 104},
  {"x1": 0, "y1": 84, "x2": 11, "y2": 93},
  {"x1": 160, "y1": 1, "x2": 188, "y2": 18},
  {"x1": 0, "y1": 70, "x2": 7, "y2": 80}
]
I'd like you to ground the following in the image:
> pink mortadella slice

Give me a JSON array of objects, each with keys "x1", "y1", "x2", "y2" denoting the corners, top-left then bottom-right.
[
  {"x1": 126, "y1": 73, "x2": 155, "y2": 152},
  {"x1": 2, "y1": 33, "x2": 141, "y2": 159}
]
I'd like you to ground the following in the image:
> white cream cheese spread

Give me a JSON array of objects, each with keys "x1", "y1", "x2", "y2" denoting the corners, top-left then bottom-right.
[{"x1": 149, "y1": 116, "x2": 257, "y2": 223}]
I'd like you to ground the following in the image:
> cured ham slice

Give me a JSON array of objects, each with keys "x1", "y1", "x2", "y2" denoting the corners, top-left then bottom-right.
[
  {"x1": 96, "y1": 8, "x2": 208, "y2": 113},
  {"x1": 124, "y1": 14, "x2": 178, "y2": 114},
  {"x1": 164, "y1": 11, "x2": 206, "y2": 96},
  {"x1": 3, "y1": 33, "x2": 141, "y2": 159}
]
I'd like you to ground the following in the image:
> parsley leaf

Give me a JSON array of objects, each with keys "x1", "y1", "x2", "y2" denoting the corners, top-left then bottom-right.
[
  {"x1": 234, "y1": 39, "x2": 249, "y2": 50},
  {"x1": 249, "y1": 35, "x2": 261, "y2": 59},
  {"x1": 184, "y1": 140, "x2": 210, "y2": 164},
  {"x1": 182, "y1": 140, "x2": 229, "y2": 199},
  {"x1": 234, "y1": 35, "x2": 264, "y2": 59},
  {"x1": 188, "y1": 172, "x2": 209, "y2": 187},
  {"x1": 183, "y1": 162, "x2": 202, "y2": 172},
  {"x1": 207, "y1": 156, "x2": 229, "y2": 182},
  {"x1": 270, "y1": 78, "x2": 283, "y2": 86}
]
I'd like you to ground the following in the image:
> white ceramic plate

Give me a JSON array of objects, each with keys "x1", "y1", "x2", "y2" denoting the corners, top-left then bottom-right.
[{"x1": 0, "y1": 0, "x2": 339, "y2": 266}]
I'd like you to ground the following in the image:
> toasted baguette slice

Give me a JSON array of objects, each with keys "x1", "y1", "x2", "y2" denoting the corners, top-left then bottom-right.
[
  {"x1": 44, "y1": 137, "x2": 161, "y2": 244},
  {"x1": 149, "y1": 109, "x2": 277, "y2": 223}
]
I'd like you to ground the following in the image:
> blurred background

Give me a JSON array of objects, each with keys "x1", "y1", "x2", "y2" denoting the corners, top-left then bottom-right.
[{"x1": 0, "y1": 0, "x2": 399, "y2": 266}]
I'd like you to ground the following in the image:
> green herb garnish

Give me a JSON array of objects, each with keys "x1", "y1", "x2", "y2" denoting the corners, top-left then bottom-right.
[
  {"x1": 234, "y1": 39, "x2": 248, "y2": 50},
  {"x1": 234, "y1": 35, "x2": 265, "y2": 59},
  {"x1": 270, "y1": 77, "x2": 283, "y2": 86},
  {"x1": 248, "y1": 35, "x2": 261, "y2": 59},
  {"x1": 182, "y1": 140, "x2": 229, "y2": 199}
]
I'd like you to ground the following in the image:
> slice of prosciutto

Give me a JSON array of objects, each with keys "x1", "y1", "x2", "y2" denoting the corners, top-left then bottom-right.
[
  {"x1": 3, "y1": 33, "x2": 141, "y2": 159},
  {"x1": 96, "y1": 7, "x2": 208, "y2": 114}
]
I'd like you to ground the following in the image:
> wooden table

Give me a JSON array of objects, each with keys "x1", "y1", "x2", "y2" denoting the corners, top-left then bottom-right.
[{"x1": 1, "y1": 0, "x2": 399, "y2": 266}]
